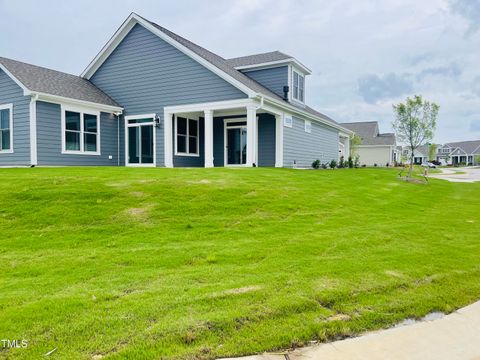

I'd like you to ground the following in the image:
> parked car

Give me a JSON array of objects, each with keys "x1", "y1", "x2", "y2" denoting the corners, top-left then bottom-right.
[{"x1": 423, "y1": 162, "x2": 437, "y2": 168}]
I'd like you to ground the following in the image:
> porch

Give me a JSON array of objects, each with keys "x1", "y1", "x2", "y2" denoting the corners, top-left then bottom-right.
[{"x1": 163, "y1": 99, "x2": 283, "y2": 168}]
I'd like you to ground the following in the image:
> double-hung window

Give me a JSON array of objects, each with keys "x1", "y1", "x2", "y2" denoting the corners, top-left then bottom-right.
[
  {"x1": 292, "y1": 70, "x2": 305, "y2": 102},
  {"x1": 175, "y1": 116, "x2": 199, "y2": 156},
  {"x1": 62, "y1": 107, "x2": 100, "y2": 154},
  {"x1": 304, "y1": 120, "x2": 312, "y2": 133},
  {"x1": 0, "y1": 104, "x2": 13, "y2": 153}
]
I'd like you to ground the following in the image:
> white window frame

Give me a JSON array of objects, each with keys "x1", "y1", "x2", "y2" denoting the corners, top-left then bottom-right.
[
  {"x1": 304, "y1": 120, "x2": 312, "y2": 133},
  {"x1": 284, "y1": 116, "x2": 293, "y2": 128},
  {"x1": 174, "y1": 115, "x2": 199, "y2": 157},
  {"x1": 0, "y1": 103, "x2": 13, "y2": 154},
  {"x1": 125, "y1": 114, "x2": 156, "y2": 167},
  {"x1": 61, "y1": 105, "x2": 101, "y2": 155},
  {"x1": 292, "y1": 69, "x2": 305, "y2": 103}
]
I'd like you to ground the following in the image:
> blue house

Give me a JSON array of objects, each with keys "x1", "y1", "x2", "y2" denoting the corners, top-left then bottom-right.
[{"x1": 0, "y1": 13, "x2": 352, "y2": 168}]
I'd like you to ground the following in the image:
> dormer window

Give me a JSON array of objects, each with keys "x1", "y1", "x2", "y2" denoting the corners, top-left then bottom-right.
[{"x1": 292, "y1": 70, "x2": 304, "y2": 102}]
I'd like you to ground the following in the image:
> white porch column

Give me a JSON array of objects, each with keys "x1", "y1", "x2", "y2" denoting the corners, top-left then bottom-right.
[
  {"x1": 246, "y1": 105, "x2": 257, "y2": 167},
  {"x1": 164, "y1": 111, "x2": 174, "y2": 168},
  {"x1": 275, "y1": 114, "x2": 283, "y2": 167},
  {"x1": 204, "y1": 109, "x2": 214, "y2": 168}
]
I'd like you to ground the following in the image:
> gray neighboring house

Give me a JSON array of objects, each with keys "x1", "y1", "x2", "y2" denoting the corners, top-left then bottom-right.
[
  {"x1": 0, "y1": 12, "x2": 352, "y2": 168},
  {"x1": 341, "y1": 121, "x2": 398, "y2": 166},
  {"x1": 402, "y1": 144, "x2": 430, "y2": 165},
  {"x1": 437, "y1": 140, "x2": 480, "y2": 165}
]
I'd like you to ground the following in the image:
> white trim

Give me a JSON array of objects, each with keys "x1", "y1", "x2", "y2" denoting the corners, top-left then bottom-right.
[
  {"x1": 35, "y1": 92, "x2": 123, "y2": 114},
  {"x1": 291, "y1": 69, "x2": 305, "y2": 103},
  {"x1": 246, "y1": 105, "x2": 257, "y2": 167},
  {"x1": 224, "y1": 118, "x2": 248, "y2": 167},
  {"x1": 174, "y1": 115, "x2": 200, "y2": 157},
  {"x1": 233, "y1": 58, "x2": 312, "y2": 75},
  {"x1": 164, "y1": 99, "x2": 255, "y2": 114},
  {"x1": 61, "y1": 104, "x2": 101, "y2": 156},
  {"x1": 304, "y1": 119, "x2": 311, "y2": 133},
  {"x1": 204, "y1": 109, "x2": 214, "y2": 168},
  {"x1": 124, "y1": 113, "x2": 156, "y2": 167},
  {"x1": 29, "y1": 95, "x2": 38, "y2": 165},
  {"x1": 0, "y1": 64, "x2": 29, "y2": 93},
  {"x1": 275, "y1": 114, "x2": 283, "y2": 167},
  {"x1": 81, "y1": 13, "x2": 256, "y2": 98},
  {"x1": 164, "y1": 111, "x2": 173, "y2": 167},
  {"x1": 283, "y1": 115, "x2": 293, "y2": 128},
  {"x1": 0, "y1": 103, "x2": 14, "y2": 154}
]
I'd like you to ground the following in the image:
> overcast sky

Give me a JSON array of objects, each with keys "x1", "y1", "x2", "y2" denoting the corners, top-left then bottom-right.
[{"x1": 1, "y1": 0, "x2": 479, "y2": 143}]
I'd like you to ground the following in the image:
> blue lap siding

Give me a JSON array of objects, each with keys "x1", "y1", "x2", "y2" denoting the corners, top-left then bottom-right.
[
  {"x1": 36, "y1": 101, "x2": 120, "y2": 166},
  {"x1": 283, "y1": 116, "x2": 339, "y2": 168},
  {"x1": 241, "y1": 66, "x2": 288, "y2": 99},
  {"x1": 90, "y1": 23, "x2": 247, "y2": 167},
  {"x1": 0, "y1": 69, "x2": 31, "y2": 166}
]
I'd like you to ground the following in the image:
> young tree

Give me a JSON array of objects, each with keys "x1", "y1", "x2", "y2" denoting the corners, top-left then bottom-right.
[
  {"x1": 392, "y1": 95, "x2": 439, "y2": 178},
  {"x1": 350, "y1": 134, "x2": 362, "y2": 157},
  {"x1": 428, "y1": 143, "x2": 438, "y2": 162}
]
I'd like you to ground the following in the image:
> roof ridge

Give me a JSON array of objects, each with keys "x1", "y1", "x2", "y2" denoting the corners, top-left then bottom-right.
[{"x1": 227, "y1": 50, "x2": 291, "y2": 60}]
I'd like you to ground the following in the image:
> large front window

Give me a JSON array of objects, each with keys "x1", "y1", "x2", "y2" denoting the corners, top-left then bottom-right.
[
  {"x1": 293, "y1": 70, "x2": 305, "y2": 102},
  {"x1": 62, "y1": 108, "x2": 100, "y2": 154},
  {"x1": 0, "y1": 104, "x2": 13, "y2": 153},
  {"x1": 175, "y1": 116, "x2": 199, "y2": 156}
]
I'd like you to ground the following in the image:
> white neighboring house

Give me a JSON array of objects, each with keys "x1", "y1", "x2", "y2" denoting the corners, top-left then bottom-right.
[
  {"x1": 341, "y1": 121, "x2": 399, "y2": 166},
  {"x1": 402, "y1": 144, "x2": 430, "y2": 165},
  {"x1": 436, "y1": 140, "x2": 480, "y2": 166}
]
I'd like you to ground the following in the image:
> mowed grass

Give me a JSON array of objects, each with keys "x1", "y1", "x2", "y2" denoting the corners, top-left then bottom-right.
[{"x1": 0, "y1": 167, "x2": 479, "y2": 359}]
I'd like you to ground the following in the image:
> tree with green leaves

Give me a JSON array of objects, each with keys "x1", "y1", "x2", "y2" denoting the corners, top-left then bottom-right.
[
  {"x1": 428, "y1": 143, "x2": 438, "y2": 161},
  {"x1": 350, "y1": 134, "x2": 361, "y2": 157},
  {"x1": 392, "y1": 95, "x2": 439, "y2": 178}
]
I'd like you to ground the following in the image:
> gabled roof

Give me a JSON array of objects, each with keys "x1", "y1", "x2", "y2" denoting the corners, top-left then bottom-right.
[
  {"x1": 227, "y1": 51, "x2": 292, "y2": 67},
  {"x1": 445, "y1": 140, "x2": 480, "y2": 154},
  {"x1": 0, "y1": 57, "x2": 120, "y2": 109},
  {"x1": 341, "y1": 121, "x2": 395, "y2": 146},
  {"x1": 81, "y1": 13, "x2": 348, "y2": 133},
  {"x1": 226, "y1": 51, "x2": 312, "y2": 74}
]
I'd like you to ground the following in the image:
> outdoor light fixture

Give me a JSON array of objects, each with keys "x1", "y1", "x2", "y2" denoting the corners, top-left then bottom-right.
[{"x1": 154, "y1": 114, "x2": 161, "y2": 128}]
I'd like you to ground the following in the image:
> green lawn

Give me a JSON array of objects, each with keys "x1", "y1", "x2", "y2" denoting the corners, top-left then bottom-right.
[{"x1": 1, "y1": 167, "x2": 479, "y2": 359}]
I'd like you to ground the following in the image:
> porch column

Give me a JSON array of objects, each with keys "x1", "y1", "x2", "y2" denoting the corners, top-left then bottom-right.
[
  {"x1": 246, "y1": 105, "x2": 257, "y2": 167},
  {"x1": 204, "y1": 109, "x2": 214, "y2": 168},
  {"x1": 275, "y1": 114, "x2": 283, "y2": 167},
  {"x1": 164, "y1": 111, "x2": 173, "y2": 168}
]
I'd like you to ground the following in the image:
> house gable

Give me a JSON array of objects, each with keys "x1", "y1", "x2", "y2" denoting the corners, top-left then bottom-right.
[
  {"x1": 90, "y1": 23, "x2": 247, "y2": 115},
  {"x1": 241, "y1": 66, "x2": 289, "y2": 99}
]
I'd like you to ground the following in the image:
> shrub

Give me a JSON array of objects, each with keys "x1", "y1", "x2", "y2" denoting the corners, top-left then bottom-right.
[
  {"x1": 354, "y1": 155, "x2": 360, "y2": 168},
  {"x1": 312, "y1": 159, "x2": 320, "y2": 169},
  {"x1": 362, "y1": 164, "x2": 367, "y2": 167},
  {"x1": 374, "y1": 163, "x2": 378, "y2": 167},
  {"x1": 338, "y1": 156, "x2": 345, "y2": 168},
  {"x1": 386, "y1": 162, "x2": 390, "y2": 167},
  {"x1": 348, "y1": 156, "x2": 354, "y2": 168},
  {"x1": 329, "y1": 159, "x2": 337, "y2": 169}
]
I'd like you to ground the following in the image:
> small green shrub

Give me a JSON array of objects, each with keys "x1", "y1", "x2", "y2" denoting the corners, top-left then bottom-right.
[
  {"x1": 329, "y1": 159, "x2": 337, "y2": 169},
  {"x1": 354, "y1": 155, "x2": 360, "y2": 168},
  {"x1": 312, "y1": 159, "x2": 320, "y2": 169},
  {"x1": 348, "y1": 156, "x2": 354, "y2": 168}
]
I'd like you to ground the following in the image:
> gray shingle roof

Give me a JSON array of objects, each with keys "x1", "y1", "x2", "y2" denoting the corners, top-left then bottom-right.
[
  {"x1": 446, "y1": 140, "x2": 480, "y2": 154},
  {"x1": 226, "y1": 51, "x2": 292, "y2": 68},
  {"x1": 0, "y1": 57, "x2": 120, "y2": 108},
  {"x1": 139, "y1": 15, "x2": 340, "y2": 128},
  {"x1": 341, "y1": 121, "x2": 396, "y2": 145}
]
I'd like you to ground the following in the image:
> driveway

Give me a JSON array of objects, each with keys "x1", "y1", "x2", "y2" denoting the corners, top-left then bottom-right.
[
  {"x1": 429, "y1": 167, "x2": 480, "y2": 183},
  {"x1": 222, "y1": 301, "x2": 480, "y2": 360}
]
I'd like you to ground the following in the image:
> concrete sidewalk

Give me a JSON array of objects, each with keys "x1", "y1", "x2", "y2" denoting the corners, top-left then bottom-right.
[
  {"x1": 430, "y1": 167, "x2": 480, "y2": 183},
  {"x1": 222, "y1": 301, "x2": 480, "y2": 360}
]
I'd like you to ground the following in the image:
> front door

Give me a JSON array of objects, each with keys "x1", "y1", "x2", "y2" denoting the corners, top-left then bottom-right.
[
  {"x1": 225, "y1": 120, "x2": 247, "y2": 166},
  {"x1": 126, "y1": 117, "x2": 155, "y2": 166}
]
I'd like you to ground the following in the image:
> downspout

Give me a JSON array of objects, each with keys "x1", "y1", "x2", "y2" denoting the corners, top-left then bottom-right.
[
  {"x1": 29, "y1": 94, "x2": 39, "y2": 167},
  {"x1": 116, "y1": 113, "x2": 120, "y2": 166}
]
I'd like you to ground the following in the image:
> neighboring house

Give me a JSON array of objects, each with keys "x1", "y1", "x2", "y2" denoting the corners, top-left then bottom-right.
[
  {"x1": 402, "y1": 145, "x2": 429, "y2": 165},
  {"x1": 0, "y1": 13, "x2": 352, "y2": 168},
  {"x1": 341, "y1": 121, "x2": 398, "y2": 166},
  {"x1": 437, "y1": 141, "x2": 480, "y2": 166}
]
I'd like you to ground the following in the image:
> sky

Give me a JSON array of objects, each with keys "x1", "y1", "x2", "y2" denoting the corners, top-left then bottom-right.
[{"x1": 0, "y1": 0, "x2": 479, "y2": 143}]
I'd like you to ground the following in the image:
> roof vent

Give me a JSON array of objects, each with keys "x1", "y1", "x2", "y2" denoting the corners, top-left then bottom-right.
[{"x1": 283, "y1": 86, "x2": 289, "y2": 101}]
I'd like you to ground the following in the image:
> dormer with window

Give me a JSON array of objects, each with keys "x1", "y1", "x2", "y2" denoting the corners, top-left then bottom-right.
[{"x1": 227, "y1": 51, "x2": 311, "y2": 104}]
